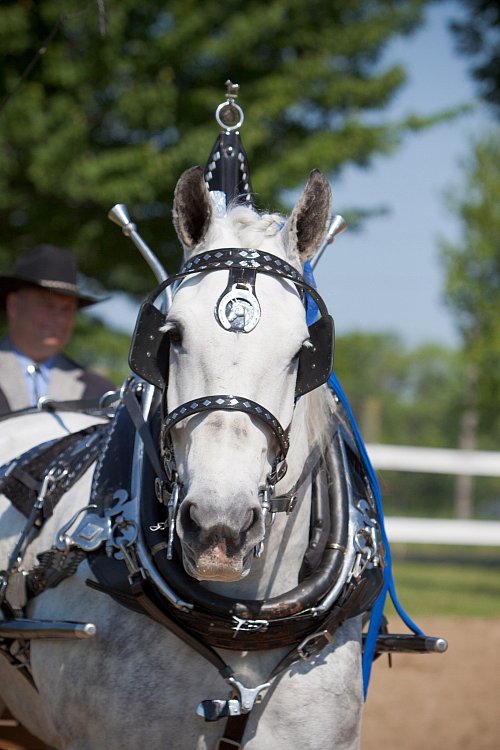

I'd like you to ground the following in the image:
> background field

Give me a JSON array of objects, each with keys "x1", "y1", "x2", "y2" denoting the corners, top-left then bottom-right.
[
  {"x1": 387, "y1": 544, "x2": 500, "y2": 617},
  {"x1": 362, "y1": 545, "x2": 500, "y2": 750}
]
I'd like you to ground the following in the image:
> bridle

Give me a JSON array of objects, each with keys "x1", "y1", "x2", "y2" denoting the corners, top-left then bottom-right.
[{"x1": 128, "y1": 246, "x2": 335, "y2": 542}]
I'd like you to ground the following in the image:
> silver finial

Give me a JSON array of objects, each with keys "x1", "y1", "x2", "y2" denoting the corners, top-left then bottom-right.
[
  {"x1": 107, "y1": 204, "x2": 170, "y2": 307},
  {"x1": 215, "y1": 80, "x2": 244, "y2": 132},
  {"x1": 310, "y1": 215, "x2": 348, "y2": 270}
]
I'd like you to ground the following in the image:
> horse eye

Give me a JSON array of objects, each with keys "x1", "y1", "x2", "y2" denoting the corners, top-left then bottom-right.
[
  {"x1": 296, "y1": 339, "x2": 312, "y2": 358},
  {"x1": 169, "y1": 328, "x2": 183, "y2": 346}
]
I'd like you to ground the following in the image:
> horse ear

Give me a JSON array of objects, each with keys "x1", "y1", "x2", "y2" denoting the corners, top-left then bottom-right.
[
  {"x1": 285, "y1": 170, "x2": 332, "y2": 262},
  {"x1": 173, "y1": 166, "x2": 213, "y2": 254}
]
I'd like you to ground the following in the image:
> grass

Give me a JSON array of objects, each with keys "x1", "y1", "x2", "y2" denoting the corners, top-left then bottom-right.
[{"x1": 383, "y1": 544, "x2": 500, "y2": 618}]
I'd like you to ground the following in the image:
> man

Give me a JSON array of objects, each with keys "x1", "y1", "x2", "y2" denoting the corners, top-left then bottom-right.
[{"x1": 0, "y1": 244, "x2": 115, "y2": 414}]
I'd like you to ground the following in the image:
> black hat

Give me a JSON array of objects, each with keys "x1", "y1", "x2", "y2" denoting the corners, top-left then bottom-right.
[{"x1": 0, "y1": 244, "x2": 104, "y2": 309}]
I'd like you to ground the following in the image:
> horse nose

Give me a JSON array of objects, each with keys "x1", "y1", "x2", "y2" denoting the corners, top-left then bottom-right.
[
  {"x1": 178, "y1": 497, "x2": 263, "y2": 544},
  {"x1": 177, "y1": 497, "x2": 265, "y2": 581}
]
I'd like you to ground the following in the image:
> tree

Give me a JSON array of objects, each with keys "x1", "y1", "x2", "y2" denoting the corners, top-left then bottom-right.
[
  {"x1": 441, "y1": 133, "x2": 500, "y2": 417},
  {"x1": 440, "y1": 131, "x2": 500, "y2": 517},
  {"x1": 334, "y1": 332, "x2": 464, "y2": 517},
  {"x1": 450, "y1": 0, "x2": 500, "y2": 115},
  {"x1": 0, "y1": 0, "x2": 449, "y2": 295}
]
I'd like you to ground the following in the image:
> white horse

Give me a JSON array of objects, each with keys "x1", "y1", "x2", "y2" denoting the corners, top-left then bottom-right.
[{"x1": 0, "y1": 168, "x2": 371, "y2": 750}]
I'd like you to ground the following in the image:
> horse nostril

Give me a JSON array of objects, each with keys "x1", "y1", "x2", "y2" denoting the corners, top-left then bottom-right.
[
  {"x1": 242, "y1": 508, "x2": 260, "y2": 533},
  {"x1": 179, "y1": 501, "x2": 201, "y2": 535}
]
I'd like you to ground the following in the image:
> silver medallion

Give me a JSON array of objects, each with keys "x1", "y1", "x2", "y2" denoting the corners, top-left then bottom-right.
[{"x1": 216, "y1": 283, "x2": 261, "y2": 333}]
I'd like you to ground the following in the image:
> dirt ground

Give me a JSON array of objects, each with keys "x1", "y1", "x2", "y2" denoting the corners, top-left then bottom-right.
[{"x1": 361, "y1": 617, "x2": 500, "y2": 750}]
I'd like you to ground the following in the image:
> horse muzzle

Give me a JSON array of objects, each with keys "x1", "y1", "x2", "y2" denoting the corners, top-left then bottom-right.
[{"x1": 176, "y1": 496, "x2": 265, "y2": 582}]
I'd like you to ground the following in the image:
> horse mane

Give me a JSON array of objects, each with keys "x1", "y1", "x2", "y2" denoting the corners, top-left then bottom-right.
[{"x1": 294, "y1": 386, "x2": 334, "y2": 448}]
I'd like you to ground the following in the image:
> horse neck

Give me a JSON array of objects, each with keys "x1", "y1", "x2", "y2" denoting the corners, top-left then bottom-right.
[{"x1": 205, "y1": 389, "x2": 330, "y2": 600}]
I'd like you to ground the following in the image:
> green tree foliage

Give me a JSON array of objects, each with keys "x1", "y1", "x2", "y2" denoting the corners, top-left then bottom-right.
[
  {"x1": 450, "y1": 0, "x2": 500, "y2": 114},
  {"x1": 334, "y1": 331, "x2": 462, "y2": 446},
  {"x1": 440, "y1": 132, "x2": 500, "y2": 425},
  {"x1": 0, "y1": 0, "x2": 448, "y2": 295},
  {"x1": 334, "y1": 331, "x2": 500, "y2": 518}
]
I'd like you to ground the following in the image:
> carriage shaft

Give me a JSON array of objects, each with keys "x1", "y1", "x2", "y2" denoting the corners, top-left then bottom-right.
[{"x1": 0, "y1": 619, "x2": 96, "y2": 639}]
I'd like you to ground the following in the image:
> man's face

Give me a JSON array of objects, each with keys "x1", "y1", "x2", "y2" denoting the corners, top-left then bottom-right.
[{"x1": 6, "y1": 287, "x2": 78, "y2": 362}]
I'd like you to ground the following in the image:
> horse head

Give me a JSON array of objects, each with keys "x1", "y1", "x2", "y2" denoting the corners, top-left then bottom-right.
[{"x1": 163, "y1": 166, "x2": 332, "y2": 582}]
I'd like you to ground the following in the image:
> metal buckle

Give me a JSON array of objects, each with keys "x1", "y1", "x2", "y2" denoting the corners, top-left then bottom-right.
[{"x1": 297, "y1": 629, "x2": 333, "y2": 660}]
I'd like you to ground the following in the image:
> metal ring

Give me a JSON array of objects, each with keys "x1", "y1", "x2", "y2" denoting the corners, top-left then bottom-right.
[{"x1": 215, "y1": 101, "x2": 244, "y2": 131}]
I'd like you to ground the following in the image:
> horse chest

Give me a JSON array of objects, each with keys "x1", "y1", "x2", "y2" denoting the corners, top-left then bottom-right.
[{"x1": 27, "y1": 579, "x2": 362, "y2": 750}]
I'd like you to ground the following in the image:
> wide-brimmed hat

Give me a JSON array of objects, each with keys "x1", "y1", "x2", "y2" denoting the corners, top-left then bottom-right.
[{"x1": 0, "y1": 244, "x2": 104, "y2": 309}]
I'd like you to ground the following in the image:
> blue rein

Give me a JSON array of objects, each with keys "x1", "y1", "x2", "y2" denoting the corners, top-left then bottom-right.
[{"x1": 303, "y1": 261, "x2": 425, "y2": 697}]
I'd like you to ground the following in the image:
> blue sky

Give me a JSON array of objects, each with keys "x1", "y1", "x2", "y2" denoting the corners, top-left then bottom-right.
[
  {"x1": 316, "y1": 0, "x2": 495, "y2": 348},
  {"x1": 92, "y1": 1, "x2": 496, "y2": 349}
]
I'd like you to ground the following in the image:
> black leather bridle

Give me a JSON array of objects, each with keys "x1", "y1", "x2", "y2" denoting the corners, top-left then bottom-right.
[{"x1": 128, "y1": 246, "x2": 334, "y2": 491}]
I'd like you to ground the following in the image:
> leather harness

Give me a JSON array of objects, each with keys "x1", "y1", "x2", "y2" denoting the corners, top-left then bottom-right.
[{"x1": 0, "y1": 383, "x2": 384, "y2": 749}]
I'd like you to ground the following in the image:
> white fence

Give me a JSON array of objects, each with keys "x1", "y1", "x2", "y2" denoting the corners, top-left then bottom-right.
[
  {"x1": 384, "y1": 516, "x2": 500, "y2": 546},
  {"x1": 366, "y1": 443, "x2": 500, "y2": 477},
  {"x1": 366, "y1": 443, "x2": 500, "y2": 546}
]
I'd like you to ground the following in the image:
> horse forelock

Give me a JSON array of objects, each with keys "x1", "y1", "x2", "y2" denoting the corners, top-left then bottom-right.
[{"x1": 204, "y1": 204, "x2": 289, "y2": 260}]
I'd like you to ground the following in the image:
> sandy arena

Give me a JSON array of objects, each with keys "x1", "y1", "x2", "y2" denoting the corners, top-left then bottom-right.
[{"x1": 362, "y1": 616, "x2": 500, "y2": 750}]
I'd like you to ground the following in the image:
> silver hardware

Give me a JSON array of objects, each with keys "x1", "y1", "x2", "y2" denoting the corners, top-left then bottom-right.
[
  {"x1": 356, "y1": 498, "x2": 377, "y2": 527},
  {"x1": 356, "y1": 498, "x2": 380, "y2": 565},
  {"x1": 6, "y1": 465, "x2": 65, "y2": 572},
  {"x1": 149, "y1": 521, "x2": 168, "y2": 532},
  {"x1": 260, "y1": 485, "x2": 275, "y2": 526},
  {"x1": 111, "y1": 517, "x2": 138, "y2": 558},
  {"x1": 196, "y1": 675, "x2": 271, "y2": 719},
  {"x1": 128, "y1": 420, "x2": 193, "y2": 612},
  {"x1": 232, "y1": 616, "x2": 268, "y2": 636},
  {"x1": 297, "y1": 629, "x2": 334, "y2": 660},
  {"x1": 108, "y1": 204, "x2": 170, "y2": 311},
  {"x1": 55, "y1": 505, "x2": 106, "y2": 552},
  {"x1": 215, "y1": 80, "x2": 244, "y2": 132},
  {"x1": 349, "y1": 529, "x2": 375, "y2": 581},
  {"x1": 216, "y1": 283, "x2": 261, "y2": 333},
  {"x1": 166, "y1": 481, "x2": 180, "y2": 559},
  {"x1": 226, "y1": 676, "x2": 271, "y2": 713},
  {"x1": 253, "y1": 540, "x2": 264, "y2": 558},
  {"x1": 310, "y1": 214, "x2": 348, "y2": 270},
  {"x1": 0, "y1": 619, "x2": 96, "y2": 640}
]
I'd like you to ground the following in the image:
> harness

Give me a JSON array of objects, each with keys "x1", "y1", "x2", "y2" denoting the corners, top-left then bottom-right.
[
  {"x1": 0, "y1": 379, "x2": 446, "y2": 748},
  {"x1": 0, "y1": 376, "x2": 385, "y2": 748}
]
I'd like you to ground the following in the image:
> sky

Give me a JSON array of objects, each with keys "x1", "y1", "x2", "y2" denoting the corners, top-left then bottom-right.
[
  {"x1": 316, "y1": 1, "x2": 495, "y2": 349},
  {"x1": 91, "y1": 1, "x2": 496, "y2": 349}
]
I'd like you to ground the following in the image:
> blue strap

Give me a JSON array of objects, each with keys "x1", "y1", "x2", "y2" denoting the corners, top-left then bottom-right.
[
  {"x1": 328, "y1": 372, "x2": 424, "y2": 697},
  {"x1": 303, "y1": 261, "x2": 319, "y2": 326},
  {"x1": 302, "y1": 261, "x2": 425, "y2": 697}
]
